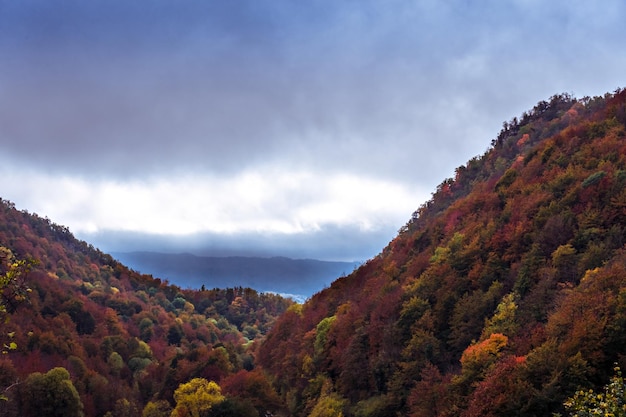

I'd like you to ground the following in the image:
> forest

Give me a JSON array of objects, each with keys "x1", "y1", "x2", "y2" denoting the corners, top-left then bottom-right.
[
  {"x1": 0, "y1": 199, "x2": 293, "y2": 416},
  {"x1": 257, "y1": 89, "x2": 626, "y2": 416},
  {"x1": 2, "y1": 88, "x2": 626, "y2": 416}
]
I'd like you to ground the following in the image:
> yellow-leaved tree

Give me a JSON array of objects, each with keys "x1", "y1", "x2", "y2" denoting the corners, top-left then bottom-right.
[
  {"x1": 562, "y1": 366, "x2": 626, "y2": 417},
  {"x1": 0, "y1": 246, "x2": 33, "y2": 326},
  {"x1": 1, "y1": 247, "x2": 33, "y2": 401},
  {"x1": 171, "y1": 378, "x2": 225, "y2": 417}
]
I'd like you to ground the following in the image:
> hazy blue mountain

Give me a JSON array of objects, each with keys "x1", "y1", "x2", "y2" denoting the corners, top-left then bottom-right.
[{"x1": 111, "y1": 251, "x2": 360, "y2": 300}]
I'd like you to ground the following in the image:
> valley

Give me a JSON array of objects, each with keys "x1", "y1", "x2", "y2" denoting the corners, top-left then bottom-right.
[{"x1": 2, "y1": 89, "x2": 626, "y2": 416}]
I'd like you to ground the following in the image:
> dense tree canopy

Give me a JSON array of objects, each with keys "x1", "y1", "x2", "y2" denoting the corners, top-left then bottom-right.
[
  {"x1": 0, "y1": 198, "x2": 292, "y2": 416},
  {"x1": 1, "y1": 88, "x2": 626, "y2": 416},
  {"x1": 18, "y1": 367, "x2": 84, "y2": 417},
  {"x1": 258, "y1": 89, "x2": 626, "y2": 416},
  {"x1": 563, "y1": 366, "x2": 626, "y2": 417}
]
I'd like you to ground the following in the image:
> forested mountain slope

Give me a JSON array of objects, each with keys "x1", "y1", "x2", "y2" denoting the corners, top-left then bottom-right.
[
  {"x1": 3, "y1": 88, "x2": 626, "y2": 417},
  {"x1": 258, "y1": 89, "x2": 626, "y2": 417},
  {"x1": 0, "y1": 200, "x2": 293, "y2": 416}
]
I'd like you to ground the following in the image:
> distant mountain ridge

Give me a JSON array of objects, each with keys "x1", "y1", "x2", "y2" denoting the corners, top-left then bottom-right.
[{"x1": 111, "y1": 251, "x2": 360, "y2": 300}]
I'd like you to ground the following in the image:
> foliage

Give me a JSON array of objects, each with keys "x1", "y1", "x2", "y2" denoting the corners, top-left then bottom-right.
[
  {"x1": 0, "y1": 247, "x2": 33, "y2": 325},
  {"x1": 171, "y1": 378, "x2": 224, "y2": 417},
  {"x1": 0, "y1": 198, "x2": 291, "y2": 415},
  {"x1": 142, "y1": 400, "x2": 173, "y2": 417},
  {"x1": 308, "y1": 381, "x2": 347, "y2": 417},
  {"x1": 18, "y1": 367, "x2": 84, "y2": 417},
  {"x1": 0, "y1": 247, "x2": 33, "y2": 401},
  {"x1": 460, "y1": 333, "x2": 508, "y2": 372},
  {"x1": 562, "y1": 366, "x2": 626, "y2": 417},
  {"x1": 582, "y1": 171, "x2": 607, "y2": 188},
  {"x1": 257, "y1": 89, "x2": 626, "y2": 416},
  {"x1": 481, "y1": 293, "x2": 518, "y2": 338},
  {"x1": 2, "y1": 88, "x2": 626, "y2": 416},
  {"x1": 221, "y1": 369, "x2": 282, "y2": 415}
]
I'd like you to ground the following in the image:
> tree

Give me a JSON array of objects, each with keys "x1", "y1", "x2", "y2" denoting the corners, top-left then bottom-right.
[
  {"x1": 454, "y1": 333, "x2": 508, "y2": 393},
  {"x1": 108, "y1": 351, "x2": 125, "y2": 375},
  {"x1": 142, "y1": 400, "x2": 173, "y2": 417},
  {"x1": 0, "y1": 247, "x2": 33, "y2": 400},
  {"x1": 562, "y1": 366, "x2": 626, "y2": 417},
  {"x1": 221, "y1": 369, "x2": 282, "y2": 415},
  {"x1": 309, "y1": 393, "x2": 346, "y2": 417},
  {"x1": 208, "y1": 398, "x2": 259, "y2": 417},
  {"x1": 19, "y1": 367, "x2": 84, "y2": 417},
  {"x1": 167, "y1": 324, "x2": 183, "y2": 346},
  {"x1": 481, "y1": 293, "x2": 518, "y2": 339},
  {"x1": 464, "y1": 356, "x2": 533, "y2": 417},
  {"x1": 110, "y1": 398, "x2": 140, "y2": 417},
  {"x1": 0, "y1": 246, "x2": 33, "y2": 323},
  {"x1": 171, "y1": 378, "x2": 225, "y2": 417},
  {"x1": 0, "y1": 359, "x2": 19, "y2": 404}
]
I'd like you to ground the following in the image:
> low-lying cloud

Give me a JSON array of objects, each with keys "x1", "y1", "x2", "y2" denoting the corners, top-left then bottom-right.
[{"x1": 0, "y1": 166, "x2": 425, "y2": 260}]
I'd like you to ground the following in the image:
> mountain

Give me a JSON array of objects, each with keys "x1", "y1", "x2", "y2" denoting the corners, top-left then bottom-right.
[
  {"x1": 111, "y1": 251, "x2": 360, "y2": 301},
  {"x1": 3, "y1": 88, "x2": 626, "y2": 417},
  {"x1": 257, "y1": 89, "x2": 626, "y2": 416},
  {"x1": 0, "y1": 199, "x2": 293, "y2": 416}
]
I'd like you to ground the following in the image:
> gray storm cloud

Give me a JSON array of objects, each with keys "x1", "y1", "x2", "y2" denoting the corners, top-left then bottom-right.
[{"x1": 4, "y1": 0, "x2": 622, "y2": 181}]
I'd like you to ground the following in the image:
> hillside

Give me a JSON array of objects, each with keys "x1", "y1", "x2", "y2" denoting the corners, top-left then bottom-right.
[
  {"x1": 0, "y1": 200, "x2": 293, "y2": 416},
  {"x1": 257, "y1": 89, "x2": 626, "y2": 416},
  {"x1": 2, "y1": 88, "x2": 626, "y2": 417},
  {"x1": 111, "y1": 251, "x2": 360, "y2": 301}
]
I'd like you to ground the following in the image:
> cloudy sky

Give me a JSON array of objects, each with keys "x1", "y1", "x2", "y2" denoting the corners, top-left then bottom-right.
[{"x1": 1, "y1": 0, "x2": 625, "y2": 261}]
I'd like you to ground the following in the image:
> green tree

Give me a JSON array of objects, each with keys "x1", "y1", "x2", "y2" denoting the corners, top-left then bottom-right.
[
  {"x1": 19, "y1": 367, "x2": 84, "y2": 417},
  {"x1": 307, "y1": 378, "x2": 346, "y2": 417},
  {"x1": 171, "y1": 378, "x2": 225, "y2": 417},
  {"x1": 108, "y1": 351, "x2": 125, "y2": 375},
  {"x1": 314, "y1": 316, "x2": 336, "y2": 357},
  {"x1": 562, "y1": 366, "x2": 626, "y2": 417},
  {"x1": 481, "y1": 292, "x2": 519, "y2": 338},
  {"x1": 167, "y1": 324, "x2": 183, "y2": 345}
]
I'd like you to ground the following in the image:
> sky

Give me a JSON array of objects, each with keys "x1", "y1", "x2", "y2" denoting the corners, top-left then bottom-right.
[{"x1": 1, "y1": 0, "x2": 625, "y2": 262}]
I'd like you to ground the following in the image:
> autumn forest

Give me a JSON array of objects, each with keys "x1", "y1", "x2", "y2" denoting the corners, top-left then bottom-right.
[{"x1": 2, "y1": 88, "x2": 626, "y2": 416}]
